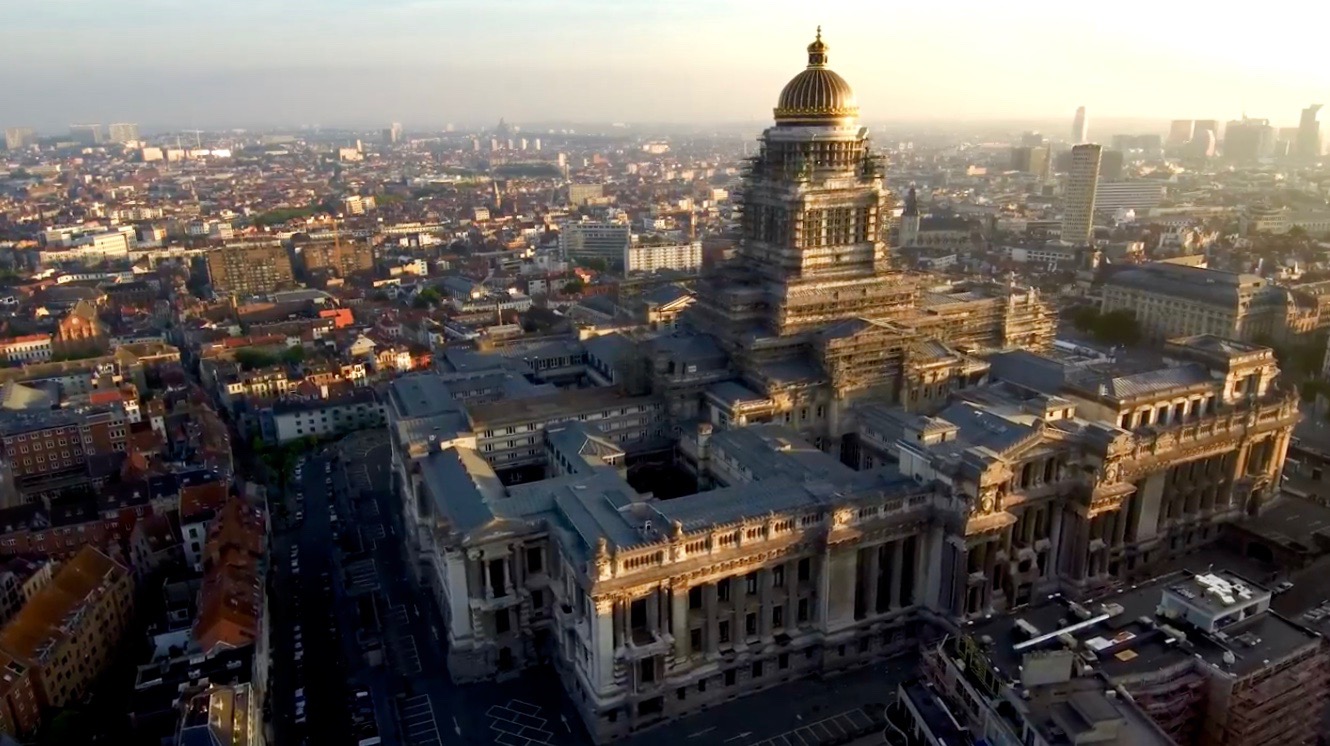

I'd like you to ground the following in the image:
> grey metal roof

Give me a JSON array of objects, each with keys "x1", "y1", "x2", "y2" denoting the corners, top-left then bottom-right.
[
  {"x1": 418, "y1": 447, "x2": 507, "y2": 535},
  {"x1": 934, "y1": 401, "x2": 1039, "y2": 455},
  {"x1": 985, "y1": 350, "x2": 1072, "y2": 394},
  {"x1": 388, "y1": 374, "x2": 459, "y2": 419},
  {"x1": 1096, "y1": 362, "x2": 1213, "y2": 400},
  {"x1": 584, "y1": 333, "x2": 636, "y2": 366},
  {"x1": 709, "y1": 425, "x2": 854, "y2": 484}
]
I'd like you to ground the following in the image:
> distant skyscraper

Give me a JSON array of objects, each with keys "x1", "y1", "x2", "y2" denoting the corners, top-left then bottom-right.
[
  {"x1": 1224, "y1": 118, "x2": 1276, "y2": 161},
  {"x1": 107, "y1": 123, "x2": 139, "y2": 143},
  {"x1": 1020, "y1": 131, "x2": 1046, "y2": 147},
  {"x1": 1071, "y1": 106, "x2": 1088, "y2": 144},
  {"x1": 391, "y1": 122, "x2": 403, "y2": 143},
  {"x1": 1061, "y1": 143, "x2": 1101, "y2": 245},
  {"x1": 3, "y1": 127, "x2": 35, "y2": 150},
  {"x1": 1167, "y1": 120, "x2": 1194, "y2": 148},
  {"x1": 1193, "y1": 120, "x2": 1219, "y2": 144},
  {"x1": 1010, "y1": 145, "x2": 1050, "y2": 176},
  {"x1": 1099, "y1": 149, "x2": 1126, "y2": 181},
  {"x1": 1296, "y1": 104, "x2": 1322, "y2": 161},
  {"x1": 68, "y1": 124, "x2": 102, "y2": 145},
  {"x1": 532, "y1": 138, "x2": 542, "y2": 151}
]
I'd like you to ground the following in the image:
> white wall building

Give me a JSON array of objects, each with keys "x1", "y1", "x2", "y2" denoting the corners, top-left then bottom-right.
[{"x1": 624, "y1": 241, "x2": 702, "y2": 274}]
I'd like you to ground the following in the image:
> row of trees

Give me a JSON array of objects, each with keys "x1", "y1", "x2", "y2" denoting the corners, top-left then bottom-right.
[{"x1": 234, "y1": 346, "x2": 306, "y2": 371}]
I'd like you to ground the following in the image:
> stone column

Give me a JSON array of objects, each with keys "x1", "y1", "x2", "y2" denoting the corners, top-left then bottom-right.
[
  {"x1": 759, "y1": 568, "x2": 775, "y2": 637},
  {"x1": 704, "y1": 583, "x2": 719, "y2": 654},
  {"x1": 593, "y1": 599, "x2": 615, "y2": 689},
  {"x1": 890, "y1": 540, "x2": 904, "y2": 610},
  {"x1": 864, "y1": 545, "x2": 881, "y2": 617},
  {"x1": 672, "y1": 584, "x2": 689, "y2": 658}
]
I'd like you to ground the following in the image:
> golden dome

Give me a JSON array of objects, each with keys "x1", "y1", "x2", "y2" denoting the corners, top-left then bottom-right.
[{"x1": 774, "y1": 27, "x2": 859, "y2": 125}]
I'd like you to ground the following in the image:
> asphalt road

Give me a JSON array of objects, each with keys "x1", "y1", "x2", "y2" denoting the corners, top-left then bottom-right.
[
  {"x1": 332, "y1": 430, "x2": 912, "y2": 746},
  {"x1": 270, "y1": 453, "x2": 354, "y2": 746}
]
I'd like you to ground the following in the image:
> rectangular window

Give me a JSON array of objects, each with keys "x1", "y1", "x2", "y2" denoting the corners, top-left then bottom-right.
[
  {"x1": 494, "y1": 609, "x2": 511, "y2": 634},
  {"x1": 526, "y1": 547, "x2": 543, "y2": 574},
  {"x1": 719, "y1": 620, "x2": 730, "y2": 644},
  {"x1": 798, "y1": 558, "x2": 811, "y2": 582},
  {"x1": 745, "y1": 613, "x2": 757, "y2": 637},
  {"x1": 724, "y1": 669, "x2": 736, "y2": 687},
  {"x1": 773, "y1": 565, "x2": 785, "y2": 588},
  {"x1": 772, "y1": 605, "x2": 784, "y2": 629},
  {"x1": 746, "y1": 572, "x2": 758, "y2": 595},
  {"x1": 751, "y1": 661, "x2": 763, "y2": 678},
  {"x1": 690, "y1": 628, "x2": 703, "y2": 652},
  {"x1": 797, "y1": 598, "x2": 810, "y2": 623},
  {"x1": 689, "y1": 586, "x2": 703, "y2": 610},
  {"x1": 717, "y1": 579, "x2": 730, "y2": 602}
]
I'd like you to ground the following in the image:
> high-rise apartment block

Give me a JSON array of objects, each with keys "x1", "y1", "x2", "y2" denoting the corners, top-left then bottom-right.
[
  {"x1": 567, "y1": 182, "x2": 605, "y2": 206},
  {"x1": 67, "y1": 124, "x2": 102, "y2": 145},
  {"x1": 1010, "y1": 144, "x2": 1050, "y2": 176},
  {"x1": 624, "y1": 241, "x2": 702, "y2": 274},
  {"x1": 1296, "y1": 104, "x2": 1323, "y2": 161},
  {"x1": 1224, "y1": 117, "x2": 1277, "y2": 161},
  {"x1": 108, "y1": 122, "x2": 139, "y2": 143},
  {"x1": 560, "y1": 221, "x2": 630, "y2": 264},
  {"x1": 384, "y1": 121, "x2": 403, "y2": 144},
  {"x1": 298, "y1": 240, "x2": 374, "y2": 277},
  {"x1": 1060, "y1": 143, "x2": 1101, "y2": 244},
  {"x1": 205, "y1": 245, "x2": 295, "y2": 296},
  {"x1": 2, "y1": 128, "x2": 35, "y2": 150},
  {"x1": 1167, "y1": 119, "x2": 1194, "y2": 147},
  {"x1": 1072, "y1": 105, "x2": 1088, "y2": 143}
]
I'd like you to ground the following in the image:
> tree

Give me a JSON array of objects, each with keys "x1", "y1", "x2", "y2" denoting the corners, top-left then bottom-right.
[
  {"x1": 413, "y1": 287, "x2": 442, "y2": 309},
  {"x1": 234, "y1": 348, "x2": 278, "y2": 370},
  {"x1": 281, "y1": 346, "x2": 306, "y2": 365},
  {"x1": 369, "y1": 290, "x2": 390, "y2": 302},
  {"x1": 562, "y1": 278, "x2": 584, "y2": 294}
]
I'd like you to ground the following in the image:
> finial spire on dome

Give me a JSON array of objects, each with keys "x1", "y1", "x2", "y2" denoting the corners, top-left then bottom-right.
[{"x1": 807, "y1": 26, "x2": 828, "y2": 67}]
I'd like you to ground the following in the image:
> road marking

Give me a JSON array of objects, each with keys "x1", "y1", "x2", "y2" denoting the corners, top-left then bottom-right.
[
  {"x1": 453, "y1": 716, "x2": 461, "y2": 736},
  {"x1": 724, "y1": 732, "x2": 752, "y2": 742},
  {"x1": 688, "y1": 726, "x2": 717, "y2": 738}
]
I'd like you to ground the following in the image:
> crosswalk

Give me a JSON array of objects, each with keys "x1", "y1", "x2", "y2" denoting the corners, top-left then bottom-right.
[
  {"x1": 397, "y1": 694, "x2": 442, "y2": 746},
  {"x1": 344, "y1": 558, "x2": 379, "y2": 594},
  {"x1": 488, "y1": 699, "x2": 555, "y2": 746},
  {"x1": 745, "y1": 708, "x2": 877, "y2": 746}
]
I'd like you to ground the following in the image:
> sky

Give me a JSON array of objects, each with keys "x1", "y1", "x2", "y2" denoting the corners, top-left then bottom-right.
[{"x1": 1, "y1": 0, "x2": 1324, "y2": 132}]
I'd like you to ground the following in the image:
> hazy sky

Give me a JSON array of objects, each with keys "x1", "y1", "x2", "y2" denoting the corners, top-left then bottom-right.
[{"x1": 1, "y1": 0, "x2": 1324, "y2": 131}]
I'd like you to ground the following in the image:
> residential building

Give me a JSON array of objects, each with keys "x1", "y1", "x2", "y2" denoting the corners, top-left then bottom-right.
[
  {"x1": 1061, "y1": 143, "x2": 1101, "y2": 244},
  {"x1": 107, "y1": 123, "x2": 140, "y2": 143},
  {"x1": 2, "y1": 129, "x2": 35, "y2": 151},
  {"x1": 0, "y1": 547, "x2": 133, "y2": 711},
  {"x1": 176, "y1": 683, "x2": 262, "y2": 746},
  {"x1": 260, "y1": 389, "x2": 385, "y2": 444},
  {"x1": 194, "y1": 498, "x2": 266, "y2": 655},
  {"x1": 67, "y1": 124, "x2": 103, "y2": 145},
  {"x1": 1093, "y1": 180, "x2": 1165, "y2": 213},
  {"x1": 568, "y1": 183, "x2": 605, "y2": 206},
  {"x1": 0, "y1": 337, "x2": 52, "y2": 365},
  {"x1": 298, "y1": 240, "x2": 374, "y2": 276},
  {"x1": 624, "y1": 241, "x2": 702, "y2": 274},
  {"x1": 1009, "y1": 144, "x2": 1050, "y2": 176},
  {"x1": 561, "y1": 221, "x2": 632, "y2": 264},
  {"x1": 206, "y1": 245, "x2": 295, "y2": 296}
]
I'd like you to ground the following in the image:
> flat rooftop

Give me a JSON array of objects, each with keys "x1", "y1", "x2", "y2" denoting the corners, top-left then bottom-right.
[
  {"x1": 467, "y1": 387, "x2": 659, "y2": 429},
  {"x1": 968, "y1": 569, "x2": 1321, "y2": 681}
]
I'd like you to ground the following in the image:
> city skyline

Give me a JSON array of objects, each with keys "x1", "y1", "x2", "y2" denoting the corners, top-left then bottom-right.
[{"x1": 2, "y1": 0, "x2": 1325, "y2": 130}]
